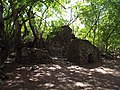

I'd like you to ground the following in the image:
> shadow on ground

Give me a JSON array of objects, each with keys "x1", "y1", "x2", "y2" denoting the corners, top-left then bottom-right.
[{"x1": 0, "y1": 58, "x2": 120, "y2": 90}]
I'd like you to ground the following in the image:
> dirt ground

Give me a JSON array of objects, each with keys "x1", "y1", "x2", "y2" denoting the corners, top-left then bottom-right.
[{"x1": 0, "y1": 57, "x2": 120, "y2": 90}]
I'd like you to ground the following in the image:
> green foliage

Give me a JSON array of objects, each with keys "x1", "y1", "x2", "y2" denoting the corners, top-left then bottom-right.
[
  {"x1": 70, "y1": 0, "x2": 120, "y2": 53},
  {"x1": 1, "y1": 0, "x2": 120, "y2": 53}
]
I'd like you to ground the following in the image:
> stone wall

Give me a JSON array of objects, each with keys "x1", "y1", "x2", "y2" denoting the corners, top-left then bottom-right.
[
  {"x1": 48, "y1": 25, "x2": 101, "y2": 64},
  {"x1": 21, "y1": 47, "x2": 52, "y2": 64},
  {"x1": 67, "y1": 39, "x2": 101, "y2": 64}
]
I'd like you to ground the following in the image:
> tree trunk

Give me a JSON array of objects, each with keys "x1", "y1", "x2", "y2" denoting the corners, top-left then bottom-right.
[
  {"x1": 14, "y1": 21, "x2": 22, "y2": 63},
  {"x1": 9, "y1": 0, "x2": 22, "y2": 63},
  {"x1": 0, "y1": 1, "x2": 4, "y2": 39},
  {"x1": 0, "y1": 2, "x2": 9, "y2": 66}
]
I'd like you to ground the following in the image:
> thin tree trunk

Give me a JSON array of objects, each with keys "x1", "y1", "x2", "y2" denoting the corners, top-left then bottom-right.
[
  {"x1": 27, "y1": 7, "x2": 39, "y2": 48},
  {"x1": 14, "y1": 20, "x2": 22, "y2": 63},
  {"x1": 0, "y1": 1, "x2": 4, "y2": 39},
  {"x1": 93, "y1": 28, "x2": 96, "y2": 45},
  {"x1": 0, "y1": 1, "x2": 8, "y2": 66},
  {"x1": 9, "y1": 0, "x2": 22, "y2": 63}
]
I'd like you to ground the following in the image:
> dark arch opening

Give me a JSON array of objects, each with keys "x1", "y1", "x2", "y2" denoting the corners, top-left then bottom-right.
[{"x1": 88, "y1": 54, "x2": 94, "y2": 63}]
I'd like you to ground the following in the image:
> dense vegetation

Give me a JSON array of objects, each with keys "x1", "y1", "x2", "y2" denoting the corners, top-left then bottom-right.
[
  {"x1": 0, "y1": 0, "x2": 120, "y2": 89},
  {"x1": 0, "y1": 0, "x2": 120, "y2": 65}
]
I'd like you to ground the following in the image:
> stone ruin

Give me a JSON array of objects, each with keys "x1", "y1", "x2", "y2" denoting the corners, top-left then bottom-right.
[
  {"x1": 21, "y1": 47, "x2": 52, "y2": 64},
  {"x1": 49, "y1": 25, "x2": 74, "y2": 47},
  {"x1": 49, "y1": 25, "x2": 101, "y2": 64},
  {"x1": 47, "y1": 25, "x2": 75, "y2": 57},
  {"x1": 67, "y1": 39, "x2": 101, "y2": 64}
]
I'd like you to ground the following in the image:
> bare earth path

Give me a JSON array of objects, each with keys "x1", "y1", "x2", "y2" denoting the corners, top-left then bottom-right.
[{"x1": 0, "y1": 58, "x2": 120, "y2": 90}]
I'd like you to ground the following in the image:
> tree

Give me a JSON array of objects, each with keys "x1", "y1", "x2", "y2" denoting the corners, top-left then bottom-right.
[{"x1": 71, "y1": 0, "x2": 120, "y2": 53}]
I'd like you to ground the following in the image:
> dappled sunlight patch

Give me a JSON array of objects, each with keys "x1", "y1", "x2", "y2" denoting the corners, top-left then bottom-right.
[
  {"x1": 9, "y1": 83, "x2": 21, "y2": 88},
  {"x1": 33, "y1": 66, "x2": 44, "y2": 72},
  {"x1": 48, "y1": 67, "x2": 56, "y2": 71},
  {"x1": 74, "y1": 82, "x2": 92, "y2": 87},
  {"x1": 47, "y1": 64, "x2": 62, "y2": 71},
  {"x1": 33, "y1": 70, "x2": 46, "y2": 76},
  {"x1": 68, "y1": 79, "x2": 75, "y2": 83},
  {"x1": 16, "y1": 74, "x2": 21, "y2": 77},
  {"x1": 14, "y1": 80, "x2": 24, "y2": 83},
  {"x1": 67, "y1": 65, "x2": 90, "y2": 75},
  {"x1": 32, "y1": 69, "x2": 52, "y2": 77},
  {"x1": 48, "y1": 64, "x2": 62, "y2": 70},
  {"x1": 29, "y1": 77, "x2": 39, "y2": 82},
  {"x1": 94, "y1": 68, "x2": 107, "y2": 74},
  {"x1": 58, "y1": 77, "x2": 68, "y2": 83},
  {"x1": 51, "y1": 57, "x2": 58, "y2": 60},
  {"x1": 117, "y1": 55, "x2": 120, "y2": 59},
  {"x1": 88, "y1": 72, "x2": 92, "y2": 76},
  {"x1": 6, "y1": 80, "x2": 13, "y2": 85},
  {"x1": 6, "y1": 72, "x2": 14, "y2": 76},
  {"x1": 5, "y1": 57, "x2": 15, "y2": 64},
  {"x1": 56, "y1": 76, "x2": 73, "y2": 84},
  {"x1": 34, "y1": 73, "x2": 42, "y2": 77},
  {"x1": 21, "y1": 67, "x2": 26, "y2": 70},
  {"x1": 31, "y1": 64, "x2": 62, "y2": 72},
  {"x1": 27, "y1": 75, "x2": 30, "y2": 77},
  {"x1": 16, "y1": 68, "x2": 21, "y2": 70},
  {"x1": 44, "y1": 83, "x2": 55, "y2": 88},
  {"x1": 75, "y1": 70, "x2": 80, "y2": 73},
  {"x1": 70, "y1": 72, "x2": 74, "y2": 75},
  {"x1": 103, "y1": 59, "x2": 120, "y2": 67},
  {"x1": 55, "y1": 84, "x2": 74, "y2": 90},
  {"x1": 6, "y1": 79, "x2": 24, "y2": 87},
  {"x1": 97, "y1": 87, "x2": 116, "y2": 90},
  {"x1": 15, "y1": 76, "x2": 20, "y2": 79},
  {"x1": 67, "y1": 65, "x2": 79, "y2": 69},
  {"x1": 65, "y1": 84, "x2": 74, "y2": 89},
  {"x1": 52, "y1": 64, "x2": 62, "y2": 69},
  {"x1": 34, "y1": 69, "x2": 41, "y2": 73},
  {"x1": 69, "y1": 69, "x2": 74, "y2": 72},
  {"x1": 67, "y1": 65, "x2": 88, "y2": 71},
  {"x1": 91, "y1": 67, "x2": 120, "y2": 76},
  {"x1": 1, "y1": 57, "x2": 120, "y2": 90},
  {"x1": 55, "y1": 72, "x2": 66, "y2": 77},
  {"x1": 16, "y1": 66, "x2": 30, "y2": 71},
  {"x1": 46, "y1": 72, "x2": 51, "y2": 76}
]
